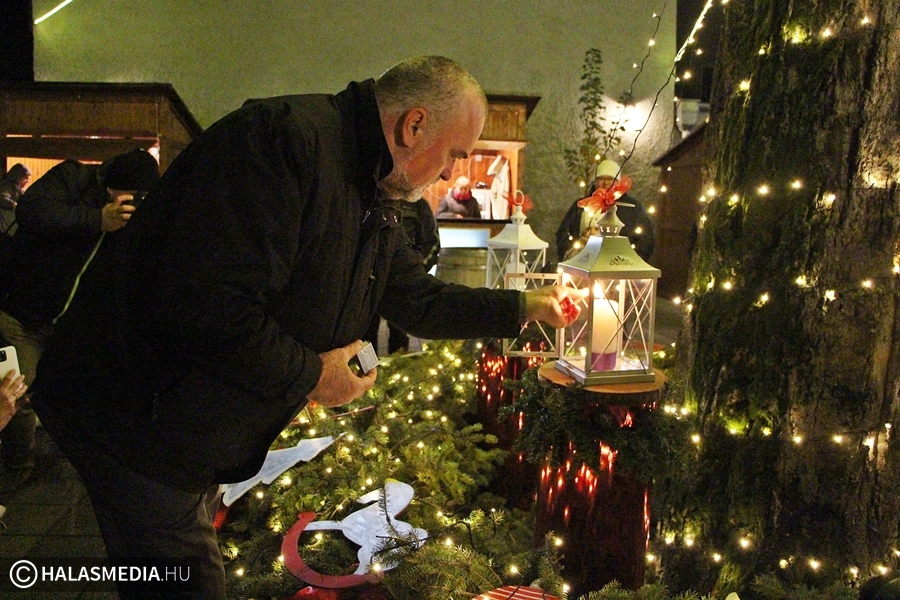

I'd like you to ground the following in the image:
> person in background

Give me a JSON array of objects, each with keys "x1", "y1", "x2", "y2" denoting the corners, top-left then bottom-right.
[
  {"x1": 365, "y1": 197, "x2": 442, "y2": 354},
  {"x1": 0, "y1": 370, "x2": 26, "y2": 433},
  {"x1": 0, "y1": 333, "x2": 27, "y2": 520},
  {"x1": 32, "y1": 56, "x2": 580, "y2": 599},
  {"x1": 0, "y1": 163, "x2": 31, "y2": 238},
  {"x1": 436, "y1": 175, "x2": 480, "y2": 218},
  {"x1": 0, "y1": 334, "x2": 27, "y2": 432},
  {"x1": 555, "y1": 158, "x2": 656, "y2": 262},
  {"x1": 0, "y1": 149, "x2": 160, "y2": 501}
]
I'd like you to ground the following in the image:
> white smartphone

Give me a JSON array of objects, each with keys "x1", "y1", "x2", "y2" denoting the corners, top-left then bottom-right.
[{"x1": 0, "y1": 345, "x2": 20, "y2": 381}]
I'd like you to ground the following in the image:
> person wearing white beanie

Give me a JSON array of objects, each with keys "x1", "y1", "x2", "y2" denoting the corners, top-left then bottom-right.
[{"x1": 555, "y1": 158, "x2": 656, "y2": 262}]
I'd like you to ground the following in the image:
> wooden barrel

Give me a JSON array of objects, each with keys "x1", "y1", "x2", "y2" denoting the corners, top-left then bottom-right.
[{"x1": 434, "y1": 247, "x2": 488, "y2": 288}]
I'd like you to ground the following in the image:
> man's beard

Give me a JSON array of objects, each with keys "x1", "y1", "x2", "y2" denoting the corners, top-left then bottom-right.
[
  {"x1": 378, "y1": 166, "x2": 435, "y2": 202},
  {"x1": 377, "y1": 144, "x2": 439, "y2": 202}
]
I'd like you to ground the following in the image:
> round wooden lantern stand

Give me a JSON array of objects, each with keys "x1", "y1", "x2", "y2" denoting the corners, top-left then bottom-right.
[{"x1": 534, "y1": 362, "x2": 666, "y2": 597}]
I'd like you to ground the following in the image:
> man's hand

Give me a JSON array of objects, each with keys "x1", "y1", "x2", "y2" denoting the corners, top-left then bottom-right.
[
  {"x1": 523, "y1": 285, "x2": 586, "y2": 328},
  {"x1": 101, "y1": 191, "x2": 137, "y2": 232},
  {"x1": 306, "y1": 340, "x2": 377, "y2": 408}
]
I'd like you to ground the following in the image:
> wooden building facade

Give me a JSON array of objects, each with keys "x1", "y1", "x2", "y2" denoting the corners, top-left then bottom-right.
[
  {"x1": 424, "y1": 94, "x2": 540, "y2": 215},
  {"x1": 651, "y1": 123, "x2": 707, "y2": 299},
  {"x1": 0, "y1": 81, "x2": 203, "y2": 177}
]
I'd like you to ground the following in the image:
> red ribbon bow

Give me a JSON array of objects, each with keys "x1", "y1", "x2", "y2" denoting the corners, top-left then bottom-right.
[
  {"x1": 506, "y1": 190, "x2": 534, "y2": 213},
  {"x1": 576, "y1": 176, "x2": 632, "y2": 213}
]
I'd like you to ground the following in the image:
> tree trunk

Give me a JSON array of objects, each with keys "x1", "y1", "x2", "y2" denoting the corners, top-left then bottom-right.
[{"x1": 673, "y1": 0, "x2": 900, "y2": 591}]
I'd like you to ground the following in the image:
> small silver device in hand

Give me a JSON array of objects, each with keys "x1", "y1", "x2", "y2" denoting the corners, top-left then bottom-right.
[{"x1": 354, "y1": 342, "x2": 378, "y2": 375}]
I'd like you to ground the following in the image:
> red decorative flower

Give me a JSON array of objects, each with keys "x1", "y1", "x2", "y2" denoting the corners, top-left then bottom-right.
[
  {"x1": 576, "y1": 176, "x2": 633, "y2": 214},
  {"x1": 508, "y1": 190, "x2": 534, "y2": 213}
]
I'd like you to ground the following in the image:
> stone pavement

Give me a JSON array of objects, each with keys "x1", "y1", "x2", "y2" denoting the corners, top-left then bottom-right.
[{"x1": 0, "y1": 428, "x2": 115, "y2": 599}]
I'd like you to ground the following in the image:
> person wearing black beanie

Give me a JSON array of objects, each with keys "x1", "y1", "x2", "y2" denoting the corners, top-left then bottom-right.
[
  {"x1": 102, "y1": 148, "x2": 161, "y2": 193},
  {"x1": 0, "y1": 149, "x2": 159, "y2": 504}
]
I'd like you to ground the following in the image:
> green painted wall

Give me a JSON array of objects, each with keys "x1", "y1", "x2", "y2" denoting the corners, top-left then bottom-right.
[{"x1": 32, "y1": 0, "x2": 677, "y2": 260}]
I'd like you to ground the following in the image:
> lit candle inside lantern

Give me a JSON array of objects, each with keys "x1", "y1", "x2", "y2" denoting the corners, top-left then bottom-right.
[{"x1": 591, "y1": 282, "x2": 620, "y2": 371}]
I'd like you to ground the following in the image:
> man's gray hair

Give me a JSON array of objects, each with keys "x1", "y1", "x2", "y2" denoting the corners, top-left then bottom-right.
[{"x1": 374, "y1": 56, "x2": 487, "y2": 132}]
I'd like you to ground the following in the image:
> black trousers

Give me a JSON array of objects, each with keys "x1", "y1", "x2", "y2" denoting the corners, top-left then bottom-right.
[{"x1": 46, "y1": 422, "x2": 226, "y2": 599}]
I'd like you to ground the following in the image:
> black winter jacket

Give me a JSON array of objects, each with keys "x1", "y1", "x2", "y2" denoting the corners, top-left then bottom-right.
[
  {"x1": 555, "y1": 191, "x2": 656, "y2": 263},
  {"x1": 34, "y1": 80, "x2": 521, "y2": 491},
  {"x1": 0, "y1": 160, "x2": 109, "y2": 327}
]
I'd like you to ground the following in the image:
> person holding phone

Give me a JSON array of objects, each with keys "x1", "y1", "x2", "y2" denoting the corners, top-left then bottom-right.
[
  {"x1": 0, "y1": 339, "x2": 27, "y2": 432},
  {"x1": 0, "y1": 366, "x2": 26, "y2": 520},
  {"x1": 0, "y1": 336, "x2": 26, "y2": 520},
  {"x1": 0, "y1": 149, "x2": 159, "y2": 500}
]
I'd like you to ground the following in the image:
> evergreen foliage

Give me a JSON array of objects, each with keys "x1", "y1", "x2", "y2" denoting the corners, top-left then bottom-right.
[
  {"x1": 563, "y1": 48, "x2": 624, "y2": 186},
  {"x1": 501, "y1": 367, "x2": 694, "y2": 485},
  {"x1": 580, "y1": 581, "x2": 707, "y2": 600},
  {"x1": 218, "y1": 340, "x2": 564, "y2": 599}
]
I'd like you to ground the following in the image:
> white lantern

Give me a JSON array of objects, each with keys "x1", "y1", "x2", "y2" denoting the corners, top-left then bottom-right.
[
  {"x1": 502, "y1": 271, "x2": 564, "y2": 358},
  {"x1": 486, "y1": 193, "x2": 561, "y2": 358},
  {"x1": 485, "y1": 192, "x2": 547, "y2": 291},
  {"x1": 555, "y1": 205, "x2": 660, "y2": 384}
]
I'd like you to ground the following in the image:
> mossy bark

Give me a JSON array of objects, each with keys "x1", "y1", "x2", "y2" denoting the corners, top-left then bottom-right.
[{"x1": 674, "y1": 0, "x2": 900, "y2": 591}]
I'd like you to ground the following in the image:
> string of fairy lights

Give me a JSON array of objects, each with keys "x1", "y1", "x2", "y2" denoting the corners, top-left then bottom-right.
[
  {"x1": 223, "y1": 342, "x2": 486, "y2": 576},
  {"x1": 662, "y1": 1, "x2": 887, "y2": 302},
  {"x1": 654, "y1": 388, "x2": 899, "y2": 581},
  {"x1": 595, "y1": 0, "x2": 674, "y2": 169},
  {"x1": 651, "y1": 0, "x2": 900, "y2": 585},
  {"x1": 34, "y1": 0, "x2": 890, "y2": 592},
  {"x1": 222, "y1": 343, "x2": 578, "y2": 596}
]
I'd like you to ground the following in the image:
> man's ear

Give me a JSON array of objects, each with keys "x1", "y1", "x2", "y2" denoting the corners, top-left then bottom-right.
[{"x1": 398, "y1": 107, "x2": 429, "y2": 149}]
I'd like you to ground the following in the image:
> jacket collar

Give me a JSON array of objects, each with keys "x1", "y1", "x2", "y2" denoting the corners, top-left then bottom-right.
[{"x1": 333, "y1": 79, "x2": 394, "y2": 206}]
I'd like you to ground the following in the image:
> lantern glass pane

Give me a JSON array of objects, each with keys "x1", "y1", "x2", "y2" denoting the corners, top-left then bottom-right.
[
  {"x1": 558, "y1": 272, "x2": 657, "y2": 384},
  {"x1": 502, "y1": 272, "x2": 562, "y2": 358},
  {"x1": 559, "y1": 272, "x2": 591, "y2": 364},
  {"x1": 487, "y1": 247, "x2": 547, "y2": 289}
]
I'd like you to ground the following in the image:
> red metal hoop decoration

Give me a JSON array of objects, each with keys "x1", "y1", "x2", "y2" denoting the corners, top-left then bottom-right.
[{"x1": 281, "y1": 512, "x2": 382, "y2": 588}]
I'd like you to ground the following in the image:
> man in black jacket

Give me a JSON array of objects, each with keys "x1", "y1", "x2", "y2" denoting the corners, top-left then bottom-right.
[
  {"x1": 33, "y1": 56, "x2": 579, "y2": 599},
  {"x1": 0, "y1": 149, "x2": 159, "y2": 500}
]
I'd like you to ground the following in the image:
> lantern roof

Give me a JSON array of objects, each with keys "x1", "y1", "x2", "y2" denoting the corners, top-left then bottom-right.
[
  {"x1": 559, "y1": 234, "x2": 660, "y2": 279},
  {"x1": 487, "y1": 205, "x2": 548, "y2": 250}
]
